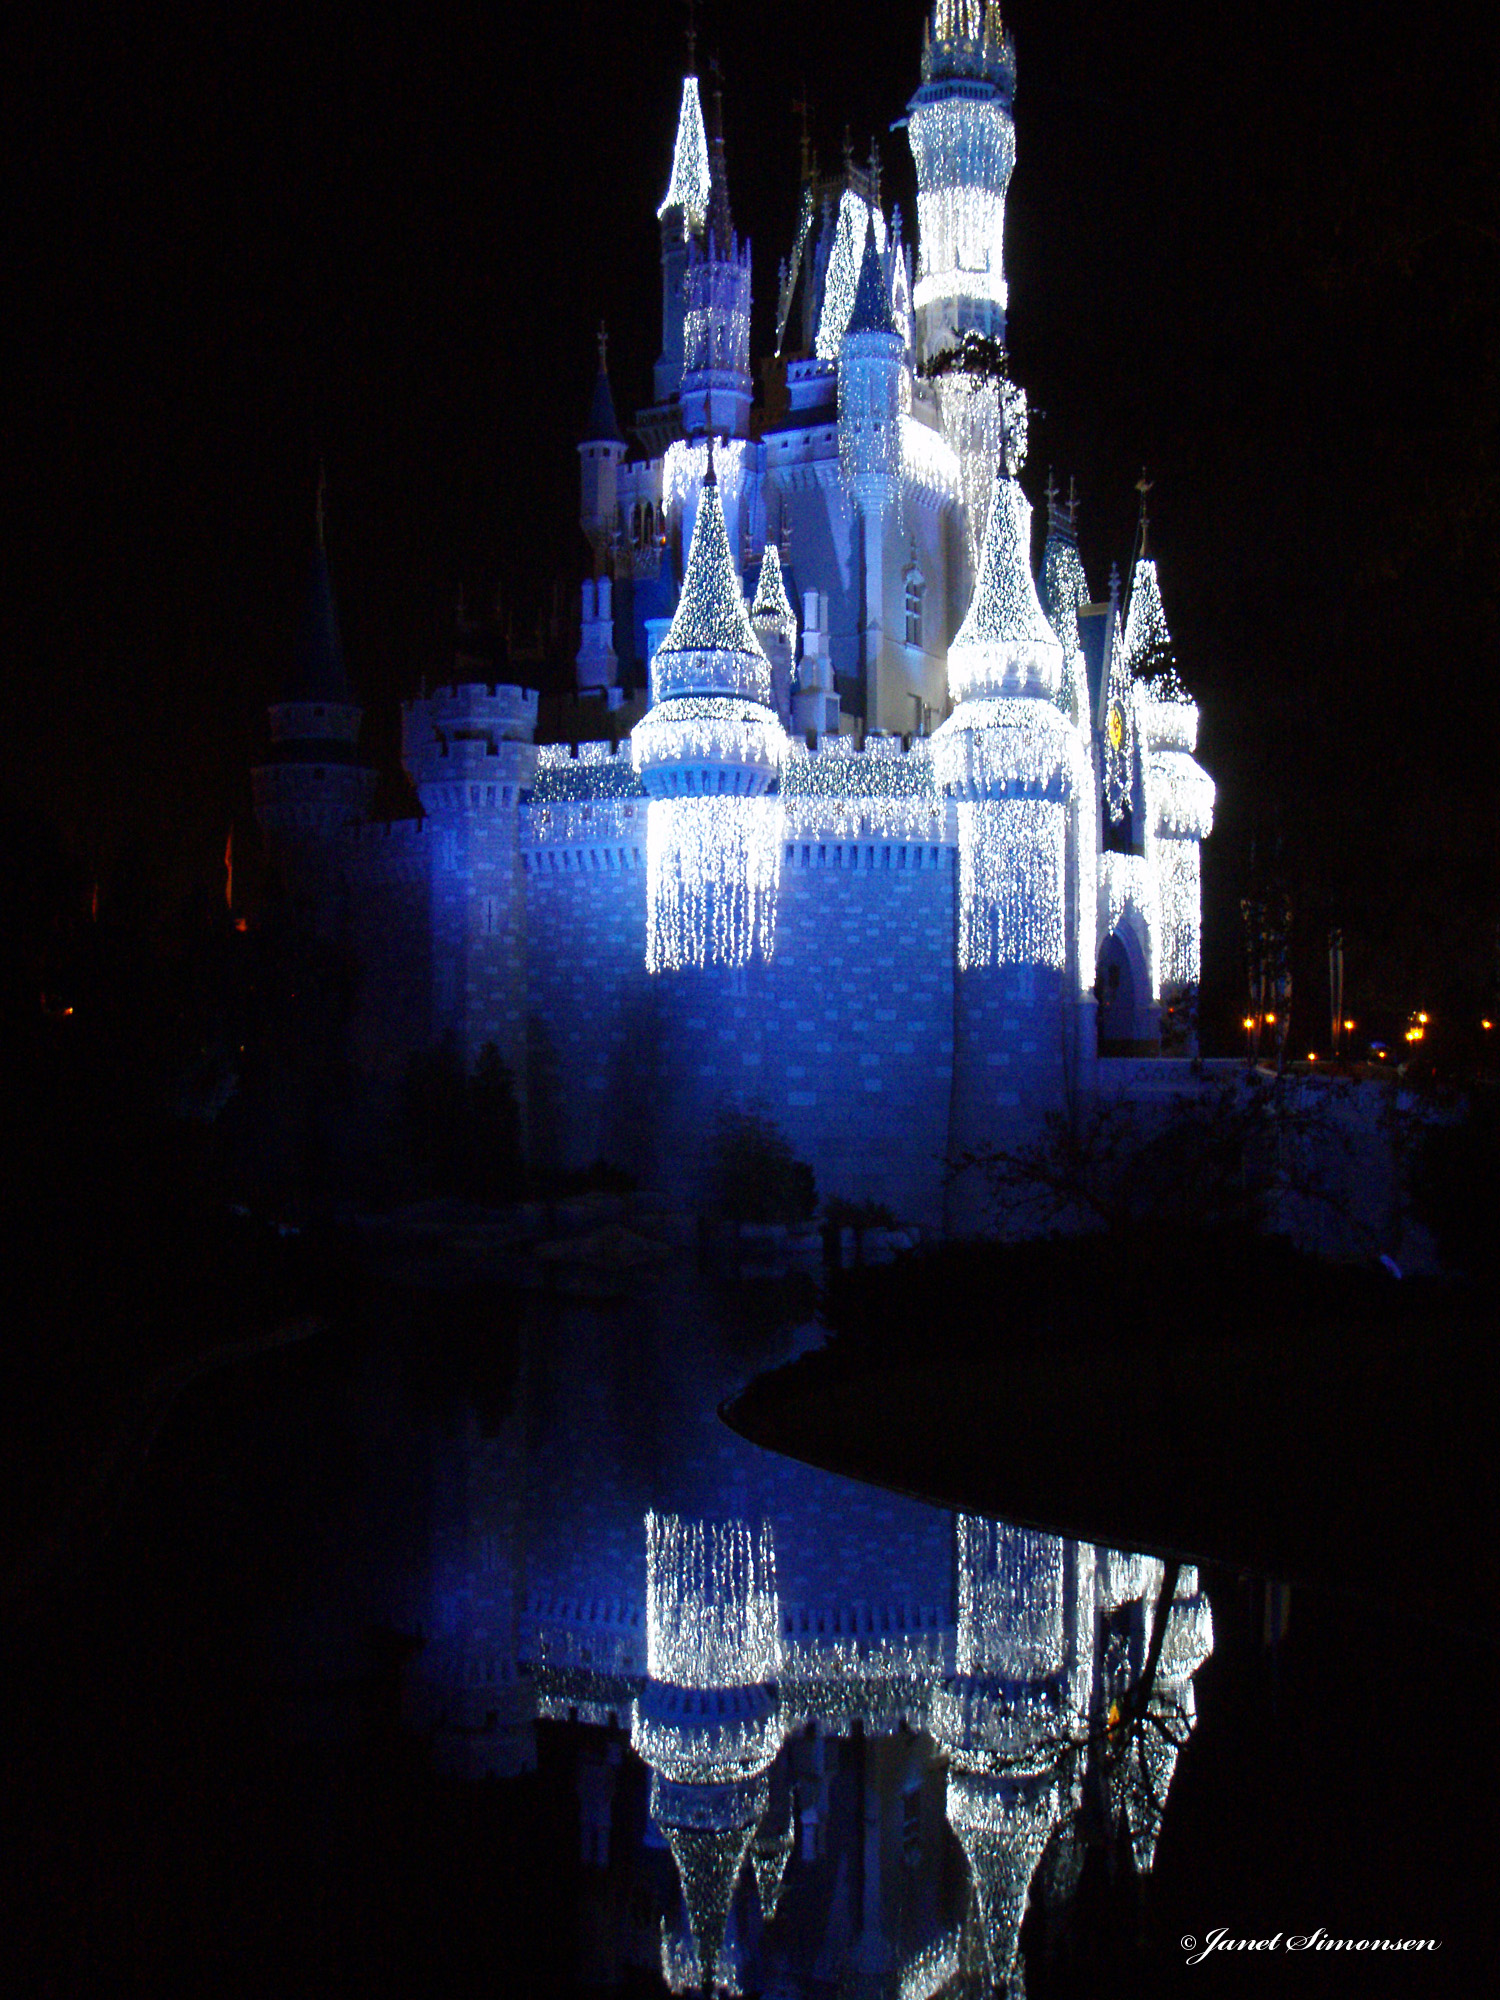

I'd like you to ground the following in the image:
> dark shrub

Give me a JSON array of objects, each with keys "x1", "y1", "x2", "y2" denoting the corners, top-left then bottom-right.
[{"x1": 708, "y1": 1109, "x2": 816, "y2": 1225}]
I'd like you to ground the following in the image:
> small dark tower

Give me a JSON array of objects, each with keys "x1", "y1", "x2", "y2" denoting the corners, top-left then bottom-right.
[
  {"x1": 579, "y1": 321, "x2": 627, "y2": 582},
  {"x1": 251, "y1": 478, "x2": 376, "y2": 894}
]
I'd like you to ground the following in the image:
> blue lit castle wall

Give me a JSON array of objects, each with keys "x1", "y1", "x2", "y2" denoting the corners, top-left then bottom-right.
[
  {"x1": 400, "y1": 681, "x2": 538, "y2": 1079},
  {"x1": 253, "y1": 1, "x2": 1215, "y2": 1219}
]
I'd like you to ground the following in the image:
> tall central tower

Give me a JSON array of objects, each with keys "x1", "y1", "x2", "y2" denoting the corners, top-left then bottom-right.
[{"x1": 905, "y1": 0, "x2": 1016, "y2": 361}]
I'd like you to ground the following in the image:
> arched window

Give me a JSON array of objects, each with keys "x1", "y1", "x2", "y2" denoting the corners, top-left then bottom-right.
[{"x1": 904, "y1": 570, "x2": 925, "y2": 648}]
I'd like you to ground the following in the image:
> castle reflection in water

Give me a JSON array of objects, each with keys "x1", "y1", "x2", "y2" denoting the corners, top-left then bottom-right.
[{"x1": 406, "y1": 1272, "x2": 1211, "y2": 1997}]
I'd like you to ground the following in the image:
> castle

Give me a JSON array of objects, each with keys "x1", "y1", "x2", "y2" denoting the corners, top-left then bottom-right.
[{"x1": 252, "y1": 0, "x2": 1215, "y2": 1228}]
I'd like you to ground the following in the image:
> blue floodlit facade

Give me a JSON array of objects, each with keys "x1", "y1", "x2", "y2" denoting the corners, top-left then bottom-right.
[{"x1": 253, "y1": 1, "x2": 1214, "y2": 1228}]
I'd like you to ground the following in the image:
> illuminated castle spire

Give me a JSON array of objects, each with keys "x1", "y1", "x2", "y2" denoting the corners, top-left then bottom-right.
[
  {"x1": 907, "y1": 0, "x2": 1017, "y2": 361},
  {"x1": 645, "y1": 450, "x2": 771, "y2": 709},
  {"x1": 658, "y1": 74, "x2": 711, "y2": 237},
  {"x1": 944, "y1": 468, "x2": 1063, "y2": 703},
  {"x1": 1120, "y1": 524, "x2": 1178, "y2": 691},
  {"x1": 654, "y1": 70, "x2": 710, "y2": 405},
  {"x1": 838, "y1": 212, "x2": 904, "y2": 515},
  {"x1": 750, "y1": 541, "x2": 798, "y2": 727},
  {"x1": 1040, "y1": 476, "x2": 1092, "y2": 733},
  {"x1": 632, "y1": 1514, "x2": 782, "y2": 1996},
  {"x1": 680, "y1": 76, "x2": 753, "y2": 440},
  {"x1": 1125, "y1": 515, "x2": 1215, "y2": 995},
  {"x1": 630, "y1": 451, "x2": 787, "y2": 972}
]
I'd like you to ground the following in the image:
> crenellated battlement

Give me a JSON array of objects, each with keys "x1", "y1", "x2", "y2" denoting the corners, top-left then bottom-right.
[
  {"x1": 402, "y1": 681, "x2": 538, "y2": 747},
  {"x1": 402, "y1": 683, "x2": 540, "y2": 808}
]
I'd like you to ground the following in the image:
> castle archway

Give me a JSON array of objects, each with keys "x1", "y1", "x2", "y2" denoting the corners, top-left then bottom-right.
[{"x1": 1096, "y1": 919, "x2": 1152, "y2": 1051}]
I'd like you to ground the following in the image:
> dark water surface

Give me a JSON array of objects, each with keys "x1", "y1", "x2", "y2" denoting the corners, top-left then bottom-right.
[{"x1": 10, "y1": 1245, "x2": 1492, "y2": 1996}]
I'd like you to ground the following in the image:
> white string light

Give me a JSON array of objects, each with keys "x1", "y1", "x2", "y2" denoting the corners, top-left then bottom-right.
[
  {"x1": 955, "y1": 798, "x2": 1067, "y2": 970},
  {"x1": 645, "y1": 796, "x2": 784, "y2": 969},
  {"x1": 781, "y1": 734, "x2": 943, "y2": 841},
  {"x1": 1121, "y1": 556, "x2": 1176, "y2": 683},
  {"x1": 899, "y1": 412, "x2": 962, "y2": 504},
  {"x1": 945, "y1": 476, "x2": 1063, "y2": 701},
  {"x1": 815, "y1": 190, "x2": 889, "y2": 360},
  {"x1": 645, "y1": 1512, "x2": 779, "y2": 1686},
  {"x1": 934, "y1": 372, "x2": 1001, "y2": 564},
  {"x1": 945, "y1": 1772, "x2": 1060, "y2": 1987},
  {"x1": 632, "y1": 698, "x2": 784, "y2": 787},
  {"x1": 1150, "y1": 750, "x2": 1215, "y2": 840},
  {"x1": 956, "y1": 1517, "x2": 1066, "y2": 1679},
  {"x1": 662, "y1": 438, "x2": 749, "y2": 523},
  {"x1": 930, "y1": 696, "x2": 1087, "y2": 798},
  {"x1": 647, "y1": 469, "x2": 772, "y2": 707},
  {"x1": 909, "y1": 94, "x2": 1014, "y2": 314},
  {"x1": 657, "y1": 76, "x2": 710, "y2": 235},
  {"x1": 749, "y1": 542, "x2": 797, "y2": 645},
  {"x1": 1156, "y1": 837, "x2": 1203, "y2": 987},
  {"x1": 1040, "y1": 531, "x2": 1092, "y2": 734},
  {"x1": 684, "y1": 242, "x2": 752, "y2": 384}
]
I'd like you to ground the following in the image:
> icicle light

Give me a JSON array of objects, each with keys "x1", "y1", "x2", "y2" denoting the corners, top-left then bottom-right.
[
  {"x1": 956, "y1": 1517, "x2": 1066, "y2": 1679},
  {"x1": 1041, "y1": 533, "x2": 1092, "y2": 734},
  {"x1": 910, "y1": 105, "x2": 1014, "y2": 315},
  {"x1": 645, "y1": 796, "x2": 783, "y2": 970},
  {"x1": 931, "y1": 697, "x2": 1085, "y2": 798},
  {"x1": 899, "y1": 414, "x2": 962, "y2": 504},
  {"x1": 632, "y1": 1682, "x2": 782, "y2": 1784},
  {"x1": 645, "y1": 1511, "x2": 779, "y2": 1687},
  {"x1": 663, "y1": 438, "x2": 749, "y2": 523},
  {"x1": 1140, "y1": 687, "x2": 1198, "y2": 753},
  {"x1": 956, "y1": 798, "x2": 1066, "y2": 970},
  {"x1": 934, "y1": 372, "x2": 1001, "y2": 566},
  {"x1": 1150, "y1": 750, "x2": 1215, "y2": 840},
  {"x1": 781, "y1": 735, "x2": 942, "y2": 841},
  {"x1": 1157, "y1": 838, "x2": 1202, "y2": 988}
]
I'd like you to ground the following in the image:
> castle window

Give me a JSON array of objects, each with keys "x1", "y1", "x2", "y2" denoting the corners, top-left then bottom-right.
[{"x1": 904, "y1": 571, "x2": 925, "y2": 648}]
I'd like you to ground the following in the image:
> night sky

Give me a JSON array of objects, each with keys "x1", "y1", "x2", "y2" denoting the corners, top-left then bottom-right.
[{"x1": 11, "y1": 0, "x2": 1497, "y2": 1051}]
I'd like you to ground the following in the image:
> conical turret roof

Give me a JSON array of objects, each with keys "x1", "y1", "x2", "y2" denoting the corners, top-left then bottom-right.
[
  {"x1": 285, "y1": 532, "x2": 354, "y2": 707},
  {"x1": 750, "y1": 542, "x2": 797, "y2": 639},
  {"x1": 1039, "y1": 484, "x2": 1090, "y2": 671},
  {"x1": 946, "y1": 470, "x2": 1063, "y2": 701},
  {"x1": 1121, "y1": 555, "x2": 1179, "y2": 691},
  {"x1": 845, "y1": 212, "x2": 896, "y2": 336},
  {"x1": 583, "y1": 356, "x2": 625, "y2": 445},
  {"x1": 657, "y1": 75, "x2": 710, "y2": 235},
  {"x1": 652, "y1": 463, "x2": 771, "y2": 704}
]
